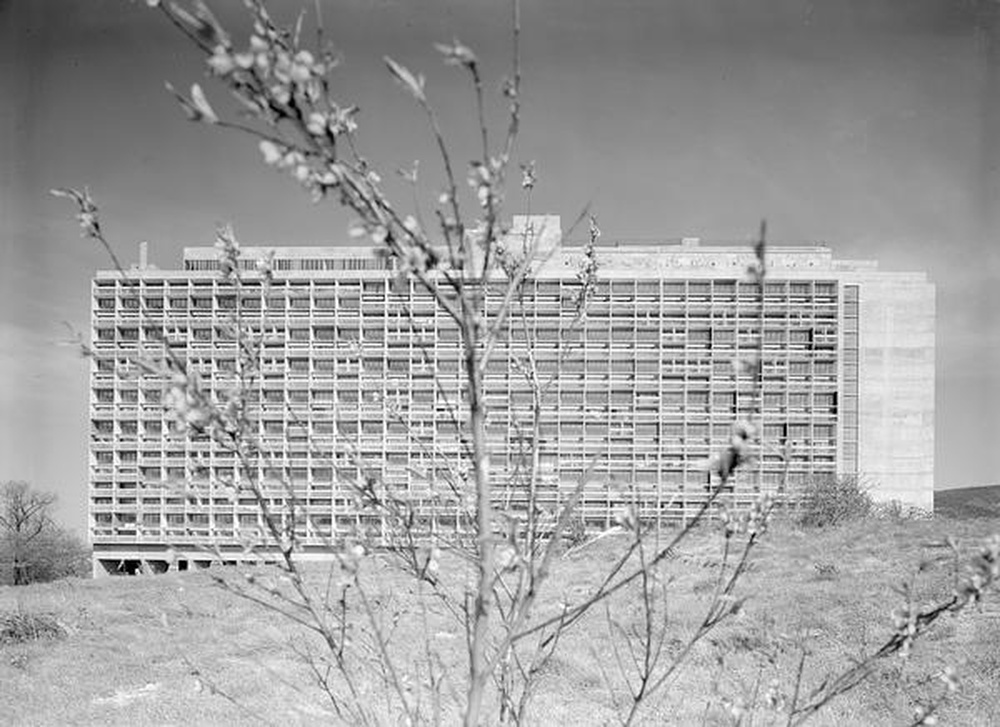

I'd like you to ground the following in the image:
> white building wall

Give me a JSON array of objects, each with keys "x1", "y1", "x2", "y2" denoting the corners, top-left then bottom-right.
[{"x1": 851, "y1": 273, "x2": 935, "y2": 510}]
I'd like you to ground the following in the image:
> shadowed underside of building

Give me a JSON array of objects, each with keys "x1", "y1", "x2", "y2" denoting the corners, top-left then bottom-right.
[{"x1": 88, "y1": 216, "x2": 934, "y2": 575}]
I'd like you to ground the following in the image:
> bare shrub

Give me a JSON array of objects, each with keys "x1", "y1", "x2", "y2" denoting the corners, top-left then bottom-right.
[
  {"x1": 796, "y1": 474, "x2": 873, "y2": 528},
  {"x1": 0, "y1": 606, "x2": 65, "y2": 646},
  {"x1": 0, "y1": 481, "x2": 90, "y2": 586},
  {"x1": 872, "y1": 499, "x2": 933, "y2": 522}
]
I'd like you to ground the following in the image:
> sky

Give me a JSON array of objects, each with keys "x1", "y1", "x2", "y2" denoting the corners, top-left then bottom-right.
[{"x1": 1, "y1": 0, "x2": 998, "y2": 533}]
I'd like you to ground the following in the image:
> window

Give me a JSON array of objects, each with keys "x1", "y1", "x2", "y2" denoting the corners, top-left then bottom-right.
[
  {"x1": 663, "y1": 391, "x2": 684, "y2": 406},
  {"x1": 816, "y1": 392, "x2": 837, "y2": 408},
  {"x1": 712, "y1": 392, "x2": 736, "y2": 410},
  {"x1": 688, "y1": 423, "x2": 709, "y2": 439},
  {"x1": 688, "y1": 391, "x2": 709, "y2": 407},
  {"x1": 689, "y1": 282, "x2": 710, "y2": 297},
  {"x1": 815, "y1": 282, "x2": 836, "y2": 296},
  {"x1": 814, "y1": 361, "x2": 836, "y2": 375},
  {"x1": 763, "y1": 423, "x2": 786, "y2": 441},
  {"x1": 788, "y1": 423, "x2": 809, "y2": 440},
  {"x1": 689, "y1": 329, "x2": 711, "y2": 345},
  {"x1": 714, "y1": 281, "x2": 736, "y2": 296}
]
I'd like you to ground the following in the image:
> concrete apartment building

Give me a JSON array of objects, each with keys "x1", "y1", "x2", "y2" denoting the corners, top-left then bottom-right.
[{"x1": 88, "y1": 216, "x2": 934, "y2": 574}]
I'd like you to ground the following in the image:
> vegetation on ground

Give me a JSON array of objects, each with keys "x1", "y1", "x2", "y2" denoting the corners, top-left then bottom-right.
[
  {"x1": 0, "y1": 606, "x2": 65, "y2": 647},
  {"x1": 0, "y1": 481, "x2": 91, "y2": 587},
  {"x1": 1, "y1": 518, "x2": 998, "y2": 725},
  {"x1": 794, "y1": 475, "x2": 875, "y2": 528}
]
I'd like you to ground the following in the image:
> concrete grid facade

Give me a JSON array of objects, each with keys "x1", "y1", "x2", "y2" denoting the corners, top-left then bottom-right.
[{"x1": 88, "y1": 216, "x2": 934, "y2": 574}]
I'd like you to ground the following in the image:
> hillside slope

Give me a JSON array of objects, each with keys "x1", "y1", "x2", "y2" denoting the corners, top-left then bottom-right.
[
  {"x1": 1, "y1": 518, "x2": 999, "y2": 725},
  {"x1": 935, "y1": 485, "x2": 1000, "y2": 520}
]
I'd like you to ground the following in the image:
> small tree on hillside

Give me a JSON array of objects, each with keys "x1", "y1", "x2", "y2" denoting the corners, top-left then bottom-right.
[{"x1": 0, "y1": 480, "x2": 89, "y2": 585}]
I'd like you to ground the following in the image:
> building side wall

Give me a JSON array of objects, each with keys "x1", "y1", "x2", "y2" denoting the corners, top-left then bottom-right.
[{"x1": 854, "y1": 274, "x2": 935, "y2": 509}]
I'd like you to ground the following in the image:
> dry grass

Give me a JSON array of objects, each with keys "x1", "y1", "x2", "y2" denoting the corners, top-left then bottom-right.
[{"x1": 1, "y1": 516, "x2": 998, "y2": 726}]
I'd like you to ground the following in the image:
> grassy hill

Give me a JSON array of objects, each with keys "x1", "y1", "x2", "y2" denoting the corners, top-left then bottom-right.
[
  {"x1": 1, "y1": 516, "x2": 999, "y2": 725},
  {"x1": 935, "y1": 485, "x2": 1000, "y2": 520}
]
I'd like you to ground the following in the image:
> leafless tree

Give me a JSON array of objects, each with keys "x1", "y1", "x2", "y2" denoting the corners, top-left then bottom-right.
[{"x1": 0, "y1": 481, "x2": 87, "y2": 585}]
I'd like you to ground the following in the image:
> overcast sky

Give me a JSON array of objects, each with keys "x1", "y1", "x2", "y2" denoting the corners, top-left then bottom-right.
[{"x1": 2, "y1": 0, "x2": 998, "y2": 532}]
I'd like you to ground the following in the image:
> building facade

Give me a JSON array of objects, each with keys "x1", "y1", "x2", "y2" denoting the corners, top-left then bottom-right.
[{"x1": 88, "y1": 216, "x2": 934, "y2": 574}]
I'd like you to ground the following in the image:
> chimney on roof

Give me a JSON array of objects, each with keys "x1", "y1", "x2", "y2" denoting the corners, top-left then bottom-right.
[{"x1": 139, "y1": 241, "x2": 148, "y2": 270}]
